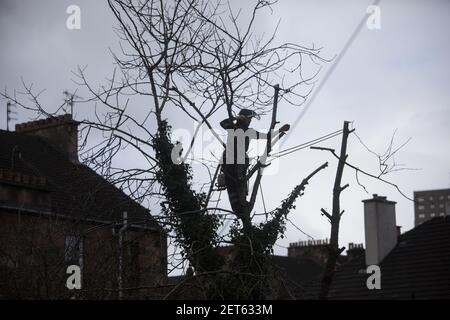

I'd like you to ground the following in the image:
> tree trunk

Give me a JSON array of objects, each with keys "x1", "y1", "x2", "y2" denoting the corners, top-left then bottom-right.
[{"x1": 319, "y1": 121, "x2": 351, "y2": 299}]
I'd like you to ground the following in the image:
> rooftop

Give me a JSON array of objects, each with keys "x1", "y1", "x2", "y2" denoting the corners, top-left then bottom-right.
[
  {"x1": 326, "y1": 217, "x2": 450, "y2": 299},
  {"x1": 0, "y1": 129, "x2": 160, "y2": 230}
]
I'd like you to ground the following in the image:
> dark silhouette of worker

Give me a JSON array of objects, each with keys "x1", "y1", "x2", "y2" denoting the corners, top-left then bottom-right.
[{"x1": 220, "y1": 109, "x2": 290, "y2": 217}]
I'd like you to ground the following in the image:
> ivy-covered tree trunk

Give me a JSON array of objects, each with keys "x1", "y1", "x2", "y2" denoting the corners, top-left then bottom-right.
[
  {"x1": 152, "y1": 120, "x2": 223, "y2": 275},
  {"x1": 152, "y1": 119, "x2": 328, "y2": 299}
]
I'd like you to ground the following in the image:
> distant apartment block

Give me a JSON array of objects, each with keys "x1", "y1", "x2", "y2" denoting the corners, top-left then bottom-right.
[{"x1": 414, "y1": 188, "x2": 450, "y2": 226}]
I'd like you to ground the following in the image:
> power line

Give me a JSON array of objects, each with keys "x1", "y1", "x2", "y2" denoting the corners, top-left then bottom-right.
[
  {"x1": 287, "y1": 218, "x2": 315, "y2": 241},
  {"x1": 286, "y1": 0, "x2": 382, "y2": 143}
]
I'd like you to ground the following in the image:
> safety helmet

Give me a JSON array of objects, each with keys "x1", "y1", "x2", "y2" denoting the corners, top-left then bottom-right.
[{"x1": 238, "y1": 109, "x2": 260, "y2": 120}]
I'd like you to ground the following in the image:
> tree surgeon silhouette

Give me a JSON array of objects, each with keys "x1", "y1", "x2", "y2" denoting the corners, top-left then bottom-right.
[{"x1": 220, "y1": 109, "x2": 289, "y2": 224}]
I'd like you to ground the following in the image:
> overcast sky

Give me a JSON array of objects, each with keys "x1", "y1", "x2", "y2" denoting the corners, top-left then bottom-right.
[{"x1": 1, "y1": 0, "x2": 450, "y2": 265}]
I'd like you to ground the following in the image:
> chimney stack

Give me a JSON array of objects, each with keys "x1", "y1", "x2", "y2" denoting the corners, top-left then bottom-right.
[
  {"x1": 288, "y1": 239, "x2": 330, "y2": 266},
  {"x1": 15, "y1": 114, "x2": 79, "y2": 163},
  {"x1": 347, "y1": 242, "x2": 365, "y2": 261},
  {"x1": 363, "y1": 194, "x2": 397, "y2": 266}
]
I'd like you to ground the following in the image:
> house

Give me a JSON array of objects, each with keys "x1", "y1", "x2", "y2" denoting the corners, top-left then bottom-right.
[
  {"x1": 414, "y1": 188, "x2": 450, "y2": 226},
  {"x1": 282, "y1": 239, "x2": 362, "y2": 299},
  {"x1": 324, "y1": 194, "x2": 450, "y2": 299},
  {"x1": 0, "y1": 114, "x2": 167, "y2": 299}
]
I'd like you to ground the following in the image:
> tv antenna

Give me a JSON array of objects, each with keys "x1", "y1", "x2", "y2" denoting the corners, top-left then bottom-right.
[
  {"x1": 6, "y1": 101, "x2": 17, "y2": 131},
  {"x1": 63, "y1": 90, "x2": 83, "y2": 115}
]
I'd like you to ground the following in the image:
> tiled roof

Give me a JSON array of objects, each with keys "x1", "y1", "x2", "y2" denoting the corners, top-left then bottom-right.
[
  {"x1": 271, "y1": 255, "x2": 324, "y2": 299},
  {"x1": 327, "y1": 217, "x2": 450, "y2": 299},
  {"x1": 0, "y1": 129, "x2": 160, "y2": 230}
]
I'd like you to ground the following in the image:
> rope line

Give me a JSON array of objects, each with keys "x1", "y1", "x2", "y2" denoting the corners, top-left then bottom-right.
[
  {"x1": 273, "y1": 129, "x2": 342, "y2": 156},
  {"x1": 260, "y1": 183, "x2": 267, "y2": 217},
  {"x1": 267, "y1": 129, "x2": 343, "y2": 163}
]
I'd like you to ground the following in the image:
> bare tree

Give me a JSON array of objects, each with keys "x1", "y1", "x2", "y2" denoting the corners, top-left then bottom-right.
[
  {"x1": 68, "y1": 0, "x2": 327, "y2": 299},
  {"x1": 1, "y1": 0, "x2": 416, "y2": 300},
  {"x1": 311, "y1": 121, "x2": 415, "y2": 299},
  {"x1": 312, "y1": 121, "x2": 352, "y2": 299}
]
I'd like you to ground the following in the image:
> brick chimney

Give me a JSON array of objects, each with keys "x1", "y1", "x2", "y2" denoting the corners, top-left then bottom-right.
[
  {"x1": 363, "y1": 194, "x2": 397, "y2": 266},
  {"x1": 15, "y1": 114, "x2": 79, "y2": 163},
  {"x1": 347, "y1": 242, "x2": 365, "y2": 261},
  {"x1": 288, "y1": 239, "x2": 330, "y2": 267}
]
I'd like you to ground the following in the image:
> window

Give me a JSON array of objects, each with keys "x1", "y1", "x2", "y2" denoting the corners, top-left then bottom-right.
[
  {"x1": 418, "y1": 205, "x2": 425, "y2": 210},
  {"x1": 429, "y1": 196, "x2": 434, "y2": 201},
  {"x1": 417, "y1": 197, "x2": 424, "y2": 203},
  {"x1": 418, "y1": 214, "x2": 425, "y2": 219},
  {"x1": 430, "y1": 205, "x2": 435, "y2": 209},
  {"x1": 440, "y1": 212, "x2": 445, "y2": 216},
  {"x1": 65, "y1": 235, "x2": 81, "y2": 263},
  {"x1": 430, "y1": 213, "x2": 436, "y2": 218},
  {"x1": 439, "y1": 196, "x2": 444, "y2": 200},
  {"x1": 440, "y1": 204, "x2": 444, "y2": 208}
]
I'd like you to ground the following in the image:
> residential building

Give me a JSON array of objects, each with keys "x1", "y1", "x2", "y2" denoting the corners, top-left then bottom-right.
[
  {"x1": 0, "y1": 114, "x2": 167, "y2": 299},
  {"x1": 414, "y1": 188, "x2": 450, "y2": 226}
]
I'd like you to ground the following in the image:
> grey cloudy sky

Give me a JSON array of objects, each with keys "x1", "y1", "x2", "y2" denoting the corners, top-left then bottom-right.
[{"x1": 1, "y1": 0, "x2": 450, "y2": 263}]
